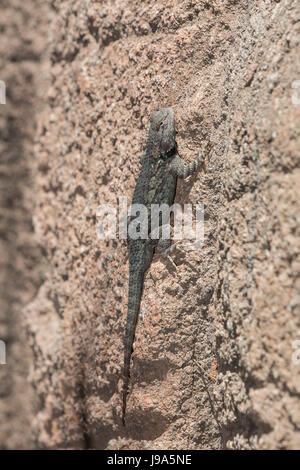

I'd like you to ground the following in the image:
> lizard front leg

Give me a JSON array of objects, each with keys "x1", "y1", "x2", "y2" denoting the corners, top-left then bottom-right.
[
  {"x1": 170, "y1": 153, "x2": 204, "y2": 179},
  {"x1": 170, "y1": 142, "x2": 212, "y2": 178}
]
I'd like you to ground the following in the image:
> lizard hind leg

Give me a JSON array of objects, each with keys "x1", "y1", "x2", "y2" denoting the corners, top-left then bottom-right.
[{"x1": 156, "y1": 237, "x2": 178, "y2": 270}]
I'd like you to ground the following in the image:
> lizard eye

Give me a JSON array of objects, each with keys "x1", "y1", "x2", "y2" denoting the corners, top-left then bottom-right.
[{"x1": 162, "y1": 145, "x2": 176, "y2": 160}]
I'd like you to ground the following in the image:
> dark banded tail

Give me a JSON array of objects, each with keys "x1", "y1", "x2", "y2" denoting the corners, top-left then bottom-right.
[{"x1": 122, "y1": 270, "x2": 145, "y2": 425}]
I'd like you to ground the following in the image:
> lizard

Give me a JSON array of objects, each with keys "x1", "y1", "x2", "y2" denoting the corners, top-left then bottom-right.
[{"x1": 122, "y1": 107, "x2": 210, "y2": 425}]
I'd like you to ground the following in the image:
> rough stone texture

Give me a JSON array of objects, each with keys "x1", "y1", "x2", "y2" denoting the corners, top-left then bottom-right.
[
  {"x1": 0, "y1": 0, "x2": 50, "y2": 449},
  {"x1": 24, "y1": 0, "x2": 300, "y2": 449}
]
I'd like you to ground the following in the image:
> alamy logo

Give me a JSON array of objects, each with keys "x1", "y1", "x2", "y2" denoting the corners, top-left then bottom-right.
[
  {"x1": 96, "y1": 197, "x2": 204, "y2": 250},
  {"x1": 0, "y1": 80, "x2": 6, "y2": 104},
  {"x1": 292, "y1": 338, "x2": 300, "y2": 365},
  {"x1": 292, "y1": 80, "x2": 300, "y2": 105},
  {"x1": 0, "y1": 340, "x2": 6, "y2": 364}
]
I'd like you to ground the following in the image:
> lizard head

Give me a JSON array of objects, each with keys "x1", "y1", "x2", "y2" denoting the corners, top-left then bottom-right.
[{"x1": 147, "y1": 107, "x2": 177, "y2": 160}]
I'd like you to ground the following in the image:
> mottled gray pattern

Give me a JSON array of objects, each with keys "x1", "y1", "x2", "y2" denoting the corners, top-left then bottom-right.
[{"x1": 122, "y1": 108, "x2": 207, "y2": 425}]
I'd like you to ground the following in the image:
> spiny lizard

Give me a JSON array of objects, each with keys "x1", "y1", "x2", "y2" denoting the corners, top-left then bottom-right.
[{"x1": 122, "y1": 107, "x2": 210, "y2": 425}]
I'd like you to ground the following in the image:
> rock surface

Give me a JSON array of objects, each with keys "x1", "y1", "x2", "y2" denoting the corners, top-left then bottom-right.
[
  {"x1": 2, "y1": 0, "x2": 300, "y2": 449},
  {"x1": 0, "y1": 0, "x2": 50, "y2": 449}
]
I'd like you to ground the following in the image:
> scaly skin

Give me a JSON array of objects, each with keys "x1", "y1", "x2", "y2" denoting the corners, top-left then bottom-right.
[{"x1": 122, "y1": 108, "x2": 208, "y2": 425}]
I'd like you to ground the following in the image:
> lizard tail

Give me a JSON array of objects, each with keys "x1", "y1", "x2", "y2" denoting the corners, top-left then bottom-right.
[{"x1": 122, "y1": 270, "x2": 145, "y2": 426}]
